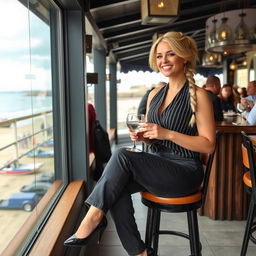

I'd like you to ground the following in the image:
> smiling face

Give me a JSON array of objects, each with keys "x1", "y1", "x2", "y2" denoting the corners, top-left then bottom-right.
[{"x1": 156, "y1": 41, "x2": 186, "y2": 78}]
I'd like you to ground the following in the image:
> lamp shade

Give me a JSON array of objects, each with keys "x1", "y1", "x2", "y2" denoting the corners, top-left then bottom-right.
[
  {"x1": 205, "y1": 8, "x2": 256, "y2": 54},
  {"x1": 141, "y1": 0, "x2": 179, "y2": 25}
]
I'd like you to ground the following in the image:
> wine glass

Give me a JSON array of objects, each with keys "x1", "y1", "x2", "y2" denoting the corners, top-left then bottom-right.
[{"x1": 126, "y1": 113, "x2": 145, "y2": 152}]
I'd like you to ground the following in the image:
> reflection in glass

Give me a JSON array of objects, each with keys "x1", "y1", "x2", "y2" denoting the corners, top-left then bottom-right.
[{"x1": 0, "y1": 0, "x2": 58, "y2": 253}]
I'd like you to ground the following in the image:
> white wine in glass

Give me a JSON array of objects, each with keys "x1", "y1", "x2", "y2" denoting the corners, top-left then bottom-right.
[{"x1": 126, "y1": 113, "x2": 145, "y2": 152}]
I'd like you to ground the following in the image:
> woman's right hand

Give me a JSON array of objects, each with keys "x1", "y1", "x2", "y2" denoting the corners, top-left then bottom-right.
[{"x1": 129, "y1": 130, "x2": 145, "y2": 142}]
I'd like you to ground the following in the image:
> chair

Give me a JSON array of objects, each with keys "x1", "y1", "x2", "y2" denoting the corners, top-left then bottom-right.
[
  {"x1": 141, "y1": 136, "x2": 218, "y2": 256},
  {"x1": 240, "y1": 131, "x2": 256, "y2": 256}
]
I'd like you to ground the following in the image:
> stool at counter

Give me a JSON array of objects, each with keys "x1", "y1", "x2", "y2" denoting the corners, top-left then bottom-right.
[
  {"x1": 240, "y1": 131, "x2": 256, "y2": 256},
  {"x1": 140, "y1": 134, "x2": 218, "y2": 256}
]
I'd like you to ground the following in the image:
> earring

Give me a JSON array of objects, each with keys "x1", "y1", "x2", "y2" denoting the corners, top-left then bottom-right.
[{"x1": 183, "y1": 64, "x2": 187, "y2": 73}]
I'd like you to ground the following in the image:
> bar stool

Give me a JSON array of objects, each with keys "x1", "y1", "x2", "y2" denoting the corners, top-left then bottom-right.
[
  {"x1": 141, "y1": 136, "x2": 218, "y2": 256},
  {"x1": 240, "y1": 131, "x2": 256, "y2": 256}
]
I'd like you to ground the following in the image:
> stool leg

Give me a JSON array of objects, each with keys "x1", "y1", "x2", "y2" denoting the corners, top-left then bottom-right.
[
  {"x1": 145, "y1": 207, "x2": 154, "y2": 247},
  {"x1": 187, "y1": 210, "x2": 201, "y2": 256},
  {"x1": 241, "y1": 199, "x2": 256, "y2": 256},
  {"x1": 152, "y1": 209, "x2": 161, "y2": 256}
]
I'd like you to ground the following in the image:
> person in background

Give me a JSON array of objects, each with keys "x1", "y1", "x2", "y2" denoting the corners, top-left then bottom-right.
[
  {"x1": 247, "y1": 103, "x2": 256, "y2": 125},
  {"x1": 137, "y1": 82, "x2": 166, "y2": 115},
  {"x1": 232, "y1": 85, "x2": 241, "y2": 106},
  {"x1": 237, "y1": 87, "x2": 248, "y2": 98},
  {"x1": 88, "y1": 103, "x2": 96, "y2": 153},
  {"x1": 205, "y1": 75, "x2": 223, "y2": 121},
  {"x1": 237, "y1": 81, "x2": 256, "y2": 115},
  {"x1": 220, "y1": 84, "x2": 237, "y2": 113},
  {"x1": 64, "y1": 31, "x2": 215, "y2": 256}
]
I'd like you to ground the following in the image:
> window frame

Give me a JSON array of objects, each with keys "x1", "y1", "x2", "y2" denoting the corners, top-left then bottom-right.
[{"x1": 1, "y1": 0, "x2": 69, "y2": 254}]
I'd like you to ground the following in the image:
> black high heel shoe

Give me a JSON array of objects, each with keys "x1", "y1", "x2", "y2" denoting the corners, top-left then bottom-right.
[
  {"x1": 64, "y1": 215, "x2": 107, "y2": 247},
  {"x1": 146, "y1": 246, "x2": 155, "y2": 256}
]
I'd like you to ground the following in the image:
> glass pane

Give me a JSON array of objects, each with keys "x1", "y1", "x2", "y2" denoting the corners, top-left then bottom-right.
[{"x1": 0, "y1": 0, "x2": 64, "y2": 253}]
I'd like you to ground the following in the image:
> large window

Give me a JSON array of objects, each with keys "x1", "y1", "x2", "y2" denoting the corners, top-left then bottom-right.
[{"x1": 0, "y1": 0, "x2": 66, "y2": 254}]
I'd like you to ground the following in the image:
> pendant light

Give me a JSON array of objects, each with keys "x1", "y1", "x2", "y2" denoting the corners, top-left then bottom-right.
[
  {"x1": 235, "y1": 12, "x2": 249, "y2": 40},
  {"x1": 216, "y1": 17, "x2": 233, "y2": 42},
  {"x1": 208, "y1": 19, "x2": 218, "y2": 45},
  {"x1": 229, "y1": 60, "x2": 238, "y2": 70}
]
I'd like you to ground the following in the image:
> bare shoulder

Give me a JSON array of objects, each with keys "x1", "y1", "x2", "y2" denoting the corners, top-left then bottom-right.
[
  {"x1": 195, "y1": 86, "x2": 210, "y2": 101},
  {"x1": 146, "y1": 83, "x2": 166, "y2": 110},
  {"x1": 148, "y1": 84, "x2": 165, "y2": 101}
]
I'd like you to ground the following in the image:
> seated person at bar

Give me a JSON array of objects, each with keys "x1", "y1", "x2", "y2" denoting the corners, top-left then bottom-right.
[
  {"x1": 247, "y1": 103, "x2": 256, "y2": 125},
  {"x1": 64, "y1": 31, "x2": 216, "y2": 256},
  {"x1": 220, "y1": 84, "x2": 237, "y2": 113},
  {"x1": 237, "y1": 81, "x2": 256, "y2": 116},
  {"x1": 205, "y1": 76, "x2": 223, "y2": 121},
  {"x1": 237, "y1": 86, "x2": 248, "y2": 98}
]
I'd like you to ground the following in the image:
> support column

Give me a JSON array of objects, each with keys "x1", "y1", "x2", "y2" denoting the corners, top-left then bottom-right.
[
  {"x1": 222, "y1": 59, "x2": 228, "y2": 85},
  {"x1": 65, "y1": 10, "x2": 88, "y2": 182},
  {"x1": 222, "y1": 58, "x2": 234, "y2": 85},
  {"x1": 109, "y1": 62, "x2": 117, "y2": 130},
  {"x1": 94, "y1": 48, "x2": 107, "y2": 129}
]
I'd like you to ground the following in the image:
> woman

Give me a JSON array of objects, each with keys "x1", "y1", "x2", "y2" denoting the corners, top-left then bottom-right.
[
  {"x1": 220, "y1": 84, "x2": 237, "y2": 112},
  {"x1": 64, "y1": 32, "x2": 215, "y2": 256}
]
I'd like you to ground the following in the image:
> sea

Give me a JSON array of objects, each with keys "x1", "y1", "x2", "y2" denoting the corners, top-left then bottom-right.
[{"x1": 0, "y1": 91, "x2": 52, "y2": 119}]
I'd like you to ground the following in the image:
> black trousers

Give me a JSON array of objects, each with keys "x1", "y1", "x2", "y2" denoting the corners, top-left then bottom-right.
[{"x1": 85, "y1": 147, "x2": 203, "y2": 255}]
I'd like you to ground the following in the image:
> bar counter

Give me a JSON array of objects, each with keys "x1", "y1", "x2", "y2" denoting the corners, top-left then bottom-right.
[{"x1": 200, "y1": 114, "x2": 256, "y2": 220}]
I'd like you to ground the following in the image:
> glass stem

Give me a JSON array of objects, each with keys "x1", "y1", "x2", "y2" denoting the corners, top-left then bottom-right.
[{"x1": 133, "y1": 141, "x2": 136, "y2": 149}]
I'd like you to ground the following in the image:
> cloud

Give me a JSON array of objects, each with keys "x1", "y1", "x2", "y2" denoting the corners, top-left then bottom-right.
[{"x1": 0, "y1": 0, "x2": 51, "y2": 91}]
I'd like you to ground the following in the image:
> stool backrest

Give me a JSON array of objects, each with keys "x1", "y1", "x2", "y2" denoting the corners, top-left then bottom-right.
[
  {"x1": 241, "y1": 131, "x2": 256, "y2": 197},
  {"x1": 201, "y1": 131, "x2": 219, "y2": 206}
]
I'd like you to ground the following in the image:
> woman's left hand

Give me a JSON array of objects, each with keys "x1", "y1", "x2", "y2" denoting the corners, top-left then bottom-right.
[{"x1": 140, "y1": 123, "x2": 170, "y2": 140}]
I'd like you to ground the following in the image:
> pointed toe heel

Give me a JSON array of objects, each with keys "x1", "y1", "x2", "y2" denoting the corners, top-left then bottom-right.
[
  {"x1": 64, "y1": 216, "x2": 107, "y2": 247},
  {"x1": 146, "y1": 246, "x2": 155, "y2": 256}
]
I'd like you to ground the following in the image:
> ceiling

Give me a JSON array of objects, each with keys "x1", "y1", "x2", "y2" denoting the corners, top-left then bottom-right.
[{"x1": 85, "y1": 0, "x2": 256, "y2": 72}]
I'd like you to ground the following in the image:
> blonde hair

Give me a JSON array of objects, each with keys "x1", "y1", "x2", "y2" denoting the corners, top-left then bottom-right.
[{"x1": 149, "y1": 31, "x2": 198, "y2": 126}]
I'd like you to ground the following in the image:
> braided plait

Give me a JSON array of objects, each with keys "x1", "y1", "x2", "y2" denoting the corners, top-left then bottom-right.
[{"x1": 185, "y1": 66, "x2": 197, "y2": 126}]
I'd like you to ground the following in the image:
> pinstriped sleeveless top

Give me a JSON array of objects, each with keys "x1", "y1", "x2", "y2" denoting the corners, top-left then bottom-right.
[{"x1": 147, "y1": 82, "x2": 199, "y2": 160}]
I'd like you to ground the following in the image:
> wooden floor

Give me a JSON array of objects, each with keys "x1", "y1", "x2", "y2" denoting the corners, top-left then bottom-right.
[{"x1": 83, "y1": 140, "x2": 256, "y2": 256}]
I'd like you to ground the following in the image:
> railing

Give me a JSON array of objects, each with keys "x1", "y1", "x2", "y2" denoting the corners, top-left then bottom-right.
[{"x1": 0, "y1": 110, "x2": 53, "y2": 170}]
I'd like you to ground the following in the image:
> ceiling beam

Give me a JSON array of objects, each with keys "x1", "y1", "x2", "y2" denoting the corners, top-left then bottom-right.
[
  {"x1": 105, "y1": 17, "x2": 207, "y2": 43},
  {"x1": 85, "y1": 11, "x2": 108, "y2": 51},
  {"x1": 99, "y1": 19, "x2": 141, "y2": 33},
  {"x1": 90, "y1": 0, "x2": 139, "y2": 10},
  {"x1": 119, "y1": 52, "x2": 149, "y2": 61},
  {"x1": 112, "y1": 40, "x2": 152, "y2": 52}
]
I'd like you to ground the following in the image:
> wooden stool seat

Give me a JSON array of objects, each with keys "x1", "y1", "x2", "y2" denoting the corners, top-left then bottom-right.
[
  {"x1": 240, "y1": 131, "x2": 256, "y2": 256},
  {"x1": 243, "y1": 171, "x2": 252, "y2": 188},
  {"x1": 141, "y1": 190, "x2": 202, "y2": 205}
]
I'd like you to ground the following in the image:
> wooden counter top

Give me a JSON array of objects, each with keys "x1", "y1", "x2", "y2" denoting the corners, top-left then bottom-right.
[{"x1": 216, "y1": 114, "x2": 255, "y2": 133}]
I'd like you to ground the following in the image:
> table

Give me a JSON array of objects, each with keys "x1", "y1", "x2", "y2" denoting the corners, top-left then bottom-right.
[{"x1": 200, "y1": 114, "x2": 256, "y2": 220}]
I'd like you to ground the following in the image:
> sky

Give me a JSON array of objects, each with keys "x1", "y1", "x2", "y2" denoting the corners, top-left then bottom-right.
[{"x1": 0, "y1": 0, "x2": 51, "y2": 91}]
